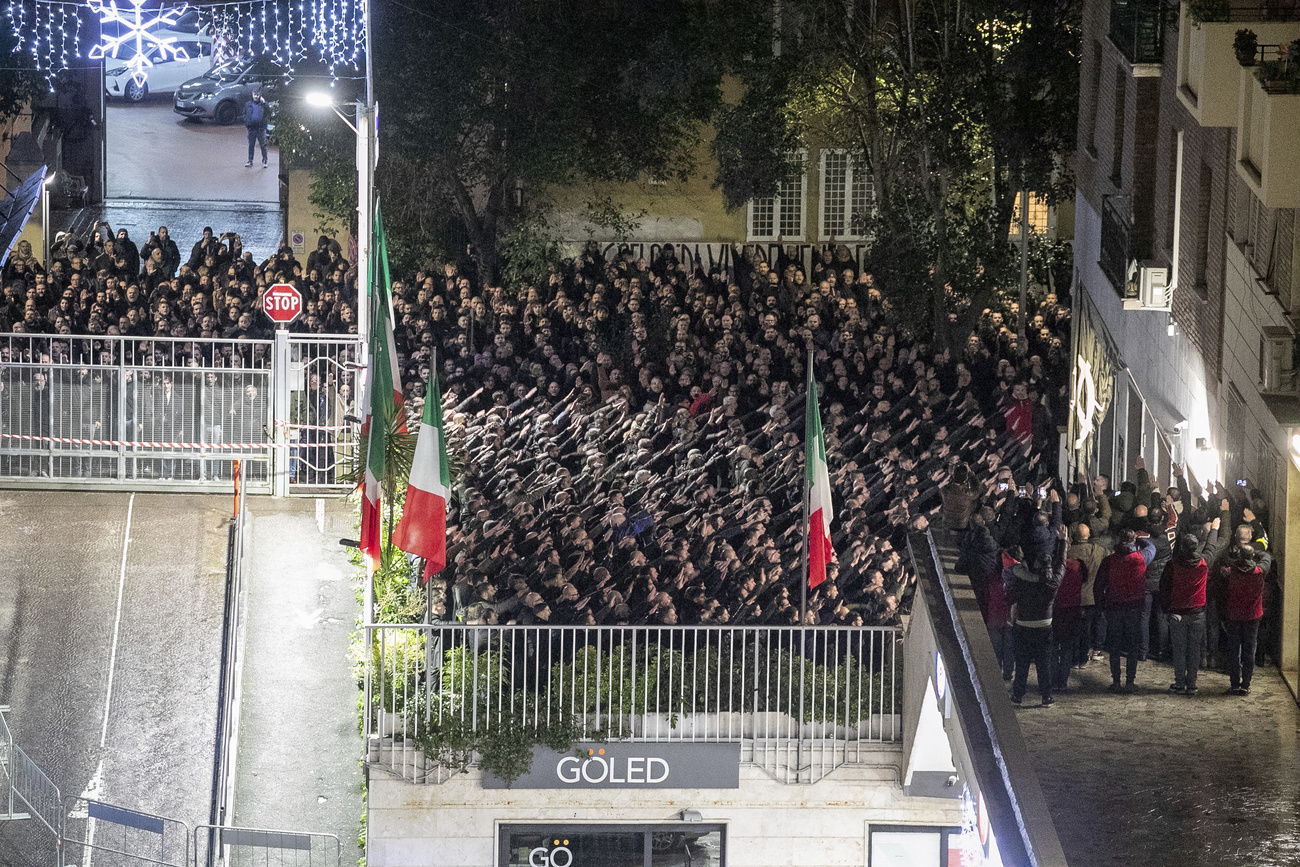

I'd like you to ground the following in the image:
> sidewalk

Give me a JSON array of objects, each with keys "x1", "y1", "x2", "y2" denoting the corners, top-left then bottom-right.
[{"x1": 233, "y1": 496, "x2": 362, "y2": 865}]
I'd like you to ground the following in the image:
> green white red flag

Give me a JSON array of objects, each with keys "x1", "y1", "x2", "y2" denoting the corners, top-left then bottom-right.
[
  {"x1": 392, "y1": 366, "x2": 451, "y2": 580},
  {"x1": 805, "y1": 361, "x2": 834, "y2": 589},
  {"x1": 359, "y1": 204, "x2": 405, "y2": 564}
]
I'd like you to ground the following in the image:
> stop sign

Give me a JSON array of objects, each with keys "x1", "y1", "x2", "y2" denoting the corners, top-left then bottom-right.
[{"x1": 264, "y1": 282, "x2": 303, "y2": 324}]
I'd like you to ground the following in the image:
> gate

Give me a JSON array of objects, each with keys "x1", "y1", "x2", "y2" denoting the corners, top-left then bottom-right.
[
  {"x1": 0, "y1": 333, "x2": 362, "y2": 495},
  {"x1": 1, "y1": 706, "x2": 64, "y2": 864},
  {"x1": 195, "y1": 825, "x2": 340, "y2": 867},
  {"x1": 284, "y1": 336, "x2": 361, "y2": 494}
]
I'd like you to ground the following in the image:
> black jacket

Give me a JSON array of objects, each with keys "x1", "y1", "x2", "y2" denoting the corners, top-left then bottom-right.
[{"x1": 1006, "y1": 536, "x2": 1067, "y2": 625}]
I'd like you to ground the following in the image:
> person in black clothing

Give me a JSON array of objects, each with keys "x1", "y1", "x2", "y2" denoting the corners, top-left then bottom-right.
[
  {"x1": 244, "y1": 92, "x2": 269, "y2": 168},
  {"x1": 1007, "y1": 521, "x2": 1068, "y2": 707}
]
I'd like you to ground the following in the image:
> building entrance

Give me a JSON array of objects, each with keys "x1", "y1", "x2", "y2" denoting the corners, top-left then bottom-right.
[{"x1": 500, "y1": 825, "x2": 724, "y2": 867}]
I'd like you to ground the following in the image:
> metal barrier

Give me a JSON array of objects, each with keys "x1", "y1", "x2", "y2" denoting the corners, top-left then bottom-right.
[
  {"x1": 0, "y1": 333, "x2": 362, "y2": 495},
  {"x1": 194, "y1": 825, "x2": 340, "y2": 867},
  {"x1": 364, "y1": 624, "x2": 902, "y2": 785},
  {"x1": 0, "y1": 706, "x2": 64, "y2": 863},
  {"x1": 63, "y1": 799, "x2": 190, "y2": 867}
]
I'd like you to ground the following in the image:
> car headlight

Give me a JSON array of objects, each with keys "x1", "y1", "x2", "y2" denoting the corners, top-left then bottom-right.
[{"x1": 107, "y1": 67, "x2": 128, "y2": 77}]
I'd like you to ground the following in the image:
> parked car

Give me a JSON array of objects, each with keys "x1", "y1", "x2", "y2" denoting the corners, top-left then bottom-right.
[
  {"x1": 173, "y1": 55, "x2": 288, "y2": 125},
  {"x1": 105, "y1": 39, "x2": 214, "y2": 101}
]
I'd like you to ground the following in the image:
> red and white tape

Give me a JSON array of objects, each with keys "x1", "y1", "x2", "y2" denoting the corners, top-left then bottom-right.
[{"x1": 0, "y1": 432, "x2": 268, "y2": 450}]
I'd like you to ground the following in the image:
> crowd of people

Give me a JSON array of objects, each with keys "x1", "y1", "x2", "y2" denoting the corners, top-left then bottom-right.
[
  {"x1": 3, "y1": 219, "x2": 1077, "y2": 627},
  {"x1": 953, "y1": 457, "x2": 1278, "y2": 705}
]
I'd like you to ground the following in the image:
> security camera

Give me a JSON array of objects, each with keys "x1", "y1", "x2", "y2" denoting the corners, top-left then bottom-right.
[{"x1": 945, "y1": 774, "x2": 958, "y2": 787}]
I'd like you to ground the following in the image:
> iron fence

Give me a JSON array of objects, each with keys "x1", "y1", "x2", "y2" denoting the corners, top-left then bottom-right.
[
  {"x1": 364, "y1": 624, "x2": 902, "y2": 785},
  {"x1": 0, "y1": 708, "x2": 63, "y2": 845},
  {"x1": 0, "y1": 333, "x2": 363, "y2": 494},
  {"x1": 62, "y1": 799, "x2": 190, "y2": 867}
]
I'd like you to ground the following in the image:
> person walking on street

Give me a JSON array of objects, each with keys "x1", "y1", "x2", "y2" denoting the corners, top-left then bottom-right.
[
  {"x1": 1007, "y1": 523, "x2": 1068, "y2": 707},
  {"x1": 1095, "y1": 528, "x2": 1156, "y2": 693},
  {"x1": 1159, "y1": 519, "x2": 1218, "y2": 696},
  {"x1": 244, "y1": 92, "x2": 269, "y2": 168}
]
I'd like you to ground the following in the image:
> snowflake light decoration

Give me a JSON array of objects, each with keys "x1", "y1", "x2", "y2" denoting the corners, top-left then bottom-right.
[{"x1": 86, "y1": 0, "x2": 191, "y2": 89}]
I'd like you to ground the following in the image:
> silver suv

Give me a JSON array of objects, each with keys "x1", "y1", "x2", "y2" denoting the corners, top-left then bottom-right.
[{"x1": 173, "y1": 55, "x2": 287, "y2": 124}]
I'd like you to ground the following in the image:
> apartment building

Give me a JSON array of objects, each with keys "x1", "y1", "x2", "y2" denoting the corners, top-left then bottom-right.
[{"x1": 1070, "y1": 0, "x2": 1300, "y2": 688}]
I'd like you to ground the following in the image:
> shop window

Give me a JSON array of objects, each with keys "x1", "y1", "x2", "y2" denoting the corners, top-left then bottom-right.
[
  {"x1": 868, "y1": 825, "x2": 963, "y2": 866},
  {"x1": 501, "y1": 824, "x2": 725, "y2": 867}
]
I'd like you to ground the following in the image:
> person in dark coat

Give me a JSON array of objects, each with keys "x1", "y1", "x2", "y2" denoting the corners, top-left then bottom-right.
[{"x1": 1006, "y1": 524, "x2": 1067, "y2": 707}]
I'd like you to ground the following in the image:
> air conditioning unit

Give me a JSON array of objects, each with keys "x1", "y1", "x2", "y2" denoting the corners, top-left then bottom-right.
[{"x1": 1122, "y1": 261, "x2": 1172, "y2": 311}]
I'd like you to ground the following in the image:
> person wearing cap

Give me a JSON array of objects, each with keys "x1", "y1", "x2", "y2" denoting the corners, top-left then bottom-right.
[{"x1": 1095, "y1": 528, "x2": 1156, "y2": 693}]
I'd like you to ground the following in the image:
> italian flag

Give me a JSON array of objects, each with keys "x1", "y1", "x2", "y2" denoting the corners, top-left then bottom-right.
[
  {"x1": 392, "y1": 367, "x2": 452, "y2": 580},
  {"x1": 359, "y1": 204, "x2": 405, "y2": 565},
  {"x1": 805, "y1": 361, "x2": 834, "y2": 590}
]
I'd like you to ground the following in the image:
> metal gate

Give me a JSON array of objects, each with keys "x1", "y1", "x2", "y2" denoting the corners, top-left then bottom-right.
[
  {"x1": 0, "y1": 333, "x2": 362, "y2": 495},
  {"x1": 1, "y1": 706, "x2": 64, "y2": 864},
  {"x1": 194, "y1": 825, "x2": 340, "y2": 867}
]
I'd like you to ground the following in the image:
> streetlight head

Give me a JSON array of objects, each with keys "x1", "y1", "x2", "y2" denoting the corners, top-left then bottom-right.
[
  {"x1": 305, "y1": 91, "x2": 335, "y2": 108},
  {"x1": 43, "y1": 172, "x2": 57, "y2": 188}
]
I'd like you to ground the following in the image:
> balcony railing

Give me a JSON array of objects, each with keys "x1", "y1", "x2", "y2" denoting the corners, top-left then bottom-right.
[
  {"x1": 1112, "y1": 0, "x2": 1171, "y2": 63},
  {"x1": 363, "y1": 624, "x2": 903, "y2": 786},
  {"x1": 1100, "y1": 195, "x2": 1134, "y2": 296},
  {"x1": 1188, "y1": 0, "x2": 1300, "y2": 22}
]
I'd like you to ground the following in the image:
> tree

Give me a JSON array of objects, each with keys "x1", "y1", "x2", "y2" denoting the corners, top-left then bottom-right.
[
  {"x1": 369, "y1": 0, "x2": 769, "y2": 284},
  {"x1": 716, "y1": 0, "x2": 1079, "y2": 345},
  {"x1": 0, "y1": 25, "x2": 44, "y2": 125}
]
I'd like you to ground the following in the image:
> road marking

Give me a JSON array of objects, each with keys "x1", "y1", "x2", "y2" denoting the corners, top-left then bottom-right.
[{"x1": 78, "y1": 492, "x2": 135, "y2": 867}]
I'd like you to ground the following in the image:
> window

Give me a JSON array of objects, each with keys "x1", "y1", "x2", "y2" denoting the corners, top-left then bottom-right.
[
  {"x1": 500, "y1": 825, "x2": 725, "y2": 867},
  {"x1": 1111, "y1": 67, "x2": 1127, "y2": 186},
  {"x1": 819, "y1": 149, "x2": 874, "y2": 240},
  {"x1": 868, "y1": 825, "x2": 963, "y2": 866},
  {"x1": 747, "y1": 151, "x2": 807, "y2": 241},
  {"x1": 1088, "y1": 40, "x2": 1103, "y2": 157},
  {"x1": 1193, "y1": 162, "x2": 1212, "y2": 296},
  {"x1": 1008, "y1": 191, "x2": 1051, "y2": 239}
]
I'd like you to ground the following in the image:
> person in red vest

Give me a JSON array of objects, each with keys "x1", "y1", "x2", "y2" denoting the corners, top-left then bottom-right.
[
  {"x1": 1001, "y1": 381, "x2": 1034, "y2": 443},
  {"x1": 1218, "y1": 543, "x2": 1268, "y2": 696},
  {"x1": 1159, "y1": 520, "x2": 1219, "y2": 696},
  {"x1": 1095, "y1": 528, "x2": 1156, "y2": 693},
  {"x1": 1051, "y1": 534, "x2": 1087, "y2": 693}
]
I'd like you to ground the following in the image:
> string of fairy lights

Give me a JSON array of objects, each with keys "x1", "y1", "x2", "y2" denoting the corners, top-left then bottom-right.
[{"x1": 6, "y1": 0, "x2": 366, "y2": 86}]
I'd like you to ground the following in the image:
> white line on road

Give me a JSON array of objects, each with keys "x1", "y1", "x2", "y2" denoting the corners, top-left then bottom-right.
[{"x1": 78, "y1": 492, "x2": 136, "y2": 867}]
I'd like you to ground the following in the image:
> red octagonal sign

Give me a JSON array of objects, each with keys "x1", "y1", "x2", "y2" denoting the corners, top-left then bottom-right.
[{"x1": 264, "y1": 282, "x2": 303, "y2": 324}]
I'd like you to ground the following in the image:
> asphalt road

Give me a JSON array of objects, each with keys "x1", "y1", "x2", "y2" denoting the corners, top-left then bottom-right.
[
  {"x1": 106, "y1": 94, "x2": 279, "y2": 202},
  {"x1": 0, "y1": 492, "x2": 229, "y2": 867}
]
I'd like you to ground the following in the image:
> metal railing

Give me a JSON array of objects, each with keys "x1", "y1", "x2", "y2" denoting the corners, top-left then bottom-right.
[
  {"x1": 0, "y1": 333, "x2": 363, "y2": 494},
  {"x1": 1189, "y1": 0, "x2": 1300, "y2": 22},
  {"x1": 364, "y1": 624, "x2": 902, "y2": 786},
  {"x1": 1110, "y1": 0, "x2": 1170, "y2": 63},
  {"x1": 63, "y1": 799, "x2": 191, "y2": 867}
]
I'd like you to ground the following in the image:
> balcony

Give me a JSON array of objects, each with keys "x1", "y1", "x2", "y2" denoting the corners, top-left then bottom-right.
[
  {"x1": 1176, "y1": 3, "x2": 1300, "y2": 126},
  {"x1": 1100, "y1": 195, "x2": 1134, "y2": 296},
  {"x1": 1111, "y1": 0, "x2": 1172, "y2": 65},
  {"x1": 1236, "y1": 56, "x2": 1300, "y2": 208}
]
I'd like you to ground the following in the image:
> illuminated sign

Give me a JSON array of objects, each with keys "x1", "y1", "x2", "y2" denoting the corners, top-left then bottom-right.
[
  {"x1": 1072, "y1": 356, "x2": 1105, "y2": 450},
  {"x1": 483, "y1": 743, "x2": 740, "y2": 789}
]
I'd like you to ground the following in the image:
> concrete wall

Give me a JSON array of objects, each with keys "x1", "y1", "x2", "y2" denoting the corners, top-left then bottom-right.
[
  {"x1": 284, "y1": 166, "x2": 349, "y2": 260},
  {"x1": 367, "y1": 761, "x2": 960, "y2": 867}
]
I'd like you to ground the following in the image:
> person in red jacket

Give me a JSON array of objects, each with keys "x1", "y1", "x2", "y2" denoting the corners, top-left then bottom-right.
[
  {"x1": 1159, "y1": 520, "x2": 1218, "y2": 696},
  {"x1": 1095, "y1": 529, "x2": 1156, "y2": 693},
  {"x1": 989, "y1": 548, "x2": 1018, "y2": 681},
  {"x1": 1219, "y1": 544, "x2": 1268, "y2": 695}
]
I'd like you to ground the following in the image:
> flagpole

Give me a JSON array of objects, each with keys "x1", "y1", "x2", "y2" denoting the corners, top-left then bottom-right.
[{"x1": 800, "y1": 346, "x2": 812, "y2": 626}]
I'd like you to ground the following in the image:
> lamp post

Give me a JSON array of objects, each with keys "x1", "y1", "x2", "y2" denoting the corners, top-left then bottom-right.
[
  {"x1": 305, "y1": 91, "x2": 376, "y2": 349},
  {"x1": 41, "y1": 171, "x2": 57, "y2": 268}
]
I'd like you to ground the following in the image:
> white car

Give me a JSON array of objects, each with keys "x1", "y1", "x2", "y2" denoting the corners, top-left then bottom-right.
[{"x1": 105, "y1": 34, "x2": 214, "y2": 101}]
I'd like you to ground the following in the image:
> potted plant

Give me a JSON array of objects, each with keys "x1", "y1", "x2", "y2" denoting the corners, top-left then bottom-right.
[{"x1": 1235, "y1": 29, "x2": 1259, "y2": 67}]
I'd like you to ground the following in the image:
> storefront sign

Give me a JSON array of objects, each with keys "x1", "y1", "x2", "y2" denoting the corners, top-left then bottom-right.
[{"x1": 483, "y1": 743, "x2": 740, "y2": 789}]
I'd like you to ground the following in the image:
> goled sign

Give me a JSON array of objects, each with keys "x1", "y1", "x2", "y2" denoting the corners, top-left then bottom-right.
[{"x1": 482, "y1": 743, "x2": 740, "y2": 789}]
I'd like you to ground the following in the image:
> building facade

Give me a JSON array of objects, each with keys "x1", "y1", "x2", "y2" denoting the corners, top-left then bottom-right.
[{"x1": 1070, "y1": 0, "x2": 1300, "y2": 686}]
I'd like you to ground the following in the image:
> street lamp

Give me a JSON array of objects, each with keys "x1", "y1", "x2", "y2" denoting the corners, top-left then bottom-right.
[
  {"x1": 306, "y1": 90, "x2": 376, "y2": 347},
  {"x1": 41, "y1": 171, "x2": 57, "y2": 268}
]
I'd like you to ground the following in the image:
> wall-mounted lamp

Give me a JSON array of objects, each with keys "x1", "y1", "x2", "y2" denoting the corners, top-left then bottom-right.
[{"x1": 679, "y1": 810, "x2": 703, "y2": 823}]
